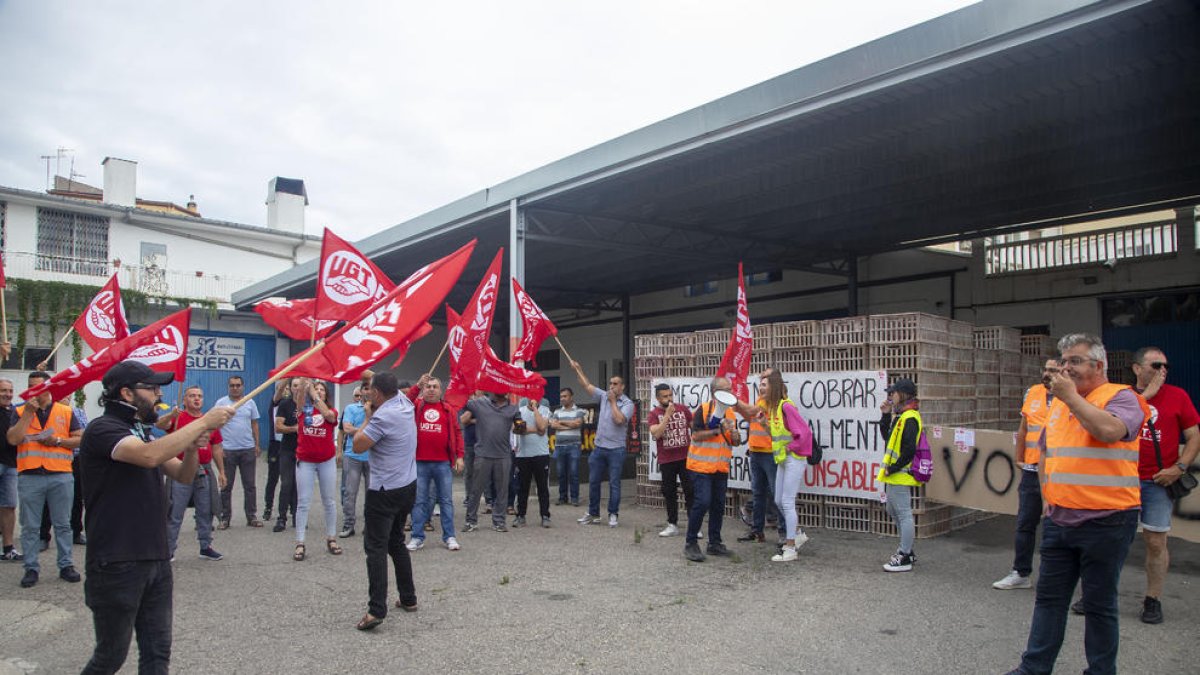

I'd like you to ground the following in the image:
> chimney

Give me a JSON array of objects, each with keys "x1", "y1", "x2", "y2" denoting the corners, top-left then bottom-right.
[
  {"x1": 186, "y1": 194, "x2": 198, "y2": 214},
  {"x1": 102, "y1": 157, "x2": 137, "y2": 207},
  {"x1": 266, "y1": 177, "x2": 307, "y2": 234}
]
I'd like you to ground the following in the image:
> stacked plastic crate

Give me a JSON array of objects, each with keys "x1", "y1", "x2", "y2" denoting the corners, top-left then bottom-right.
[
  {"x1": 769, "y1": 320, "x2": 821, "y2": 373},
  {"x1": 868, "y1": 313, "x2": 972, "y2": 427},
  {"x1": 974, "y1": 326, "x2": 1022, "y2": 428},
  {"x1": 819, "y1": 316, "x2": 868, "y2": 371}
]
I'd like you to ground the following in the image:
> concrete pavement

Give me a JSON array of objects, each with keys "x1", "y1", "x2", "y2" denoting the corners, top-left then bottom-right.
[{"x1": 1, "y1": 471, "x2": 1196, "y2": 674}]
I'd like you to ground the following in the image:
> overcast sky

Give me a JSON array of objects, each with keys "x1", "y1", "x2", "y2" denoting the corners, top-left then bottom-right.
[{"x1": 0, "y1": 1, "x2": 975, "y2": 241}]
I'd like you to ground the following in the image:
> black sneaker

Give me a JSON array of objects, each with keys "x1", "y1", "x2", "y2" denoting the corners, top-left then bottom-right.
[
  {"x1": 59, "y1": 566, "x2": 82, "y2": 583},
  {"x1": 684, "y1": 542, "x2": 706, "y2": 562},
  {"x1": 464, "y1": 522, "x2": 478, "y2": 533},
  {"x1": 273, "y1": 520, "x2": 286, "y2": 533},
  {"x1": 338, "y1": 526, "x2": 355, "y2": 538},
  {"x1": 20, "y1": 569, "x2": 38, "y2": 588},
  {"x1": 737, "y1": 531, "x2": 765, "y2": 543},
  {"x1": 262, "y1": 508, "x2": 273, "y2": 522},
  {"x1": 1071, "y1": 600, "x2": 1086, "y2": 615},
  {"x1": 706, "y1": 543, "x2": 730, "y2": 556},
  {"x1": 492, "y1": 524, "x2": 508, "y2": 533},
  {"x1": 1141, "y1": 596, "x2": 1163, "y2": 624},
  {"x1": 73, "y1": 533, "x2": 87, "y2": 545},
  {"x1": 512, "y1": 516, "x2": 527, "y2": 528},
  {"x1": 883, "y1": 551, "x2": 915, "y2": 572},
  {"x1": 0, "y1": 548, "x2": 22, "y2": 561}
]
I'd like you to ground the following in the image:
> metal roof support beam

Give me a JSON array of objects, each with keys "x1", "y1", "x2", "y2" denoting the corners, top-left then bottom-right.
[
  {"x1": 847, "y1": 256, "x2": 859, "y2": 316},
  {"x1": 509, "y1": 199, "x2": 525, "y2": 360}
]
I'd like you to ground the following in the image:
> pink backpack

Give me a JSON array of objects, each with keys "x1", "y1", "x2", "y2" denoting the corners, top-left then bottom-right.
[{"x1": 910, "y1": 431, "x2": 933, "y2": 483}]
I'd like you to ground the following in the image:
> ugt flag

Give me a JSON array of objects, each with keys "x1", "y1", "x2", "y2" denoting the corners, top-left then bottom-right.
[
  {"x1": 314, "y1": 229, "x2": 395, "y2": 321},
  {"x1": 254, "y1": 298, "x2": 338, "y2": 341},
  {"x1": 72, "y1": 274, "x2": 131, "y2": 352},
  {"x1": 716, "y1": 262, "x2": 753, "y2": 402},
  {"x1": 21, "y1": 308, "x2": 190, "y2": 402},
  {"x1": 510, "y1": 278, "x2": 557, "y2": 367},
  {"x1": 443, "y1": 248, "x2": 504, "y2": 408}
]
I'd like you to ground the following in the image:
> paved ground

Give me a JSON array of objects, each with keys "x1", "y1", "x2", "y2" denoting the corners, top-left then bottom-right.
[{"x1": 1, "y1": 469, "x2": 1196, "y2": 674}]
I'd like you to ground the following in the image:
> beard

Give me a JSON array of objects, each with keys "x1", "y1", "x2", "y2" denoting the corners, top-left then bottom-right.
[{"x1": 135, "y1": 395, "x2": 159, "y2": 423}]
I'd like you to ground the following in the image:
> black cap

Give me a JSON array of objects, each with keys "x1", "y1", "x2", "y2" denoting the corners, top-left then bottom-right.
[
  {"x1": 885, "y1": 378, "x2": 917, "y2": 397},
  {"x1": 102, "y1": 360, "x2": 175, "y2": 394}
]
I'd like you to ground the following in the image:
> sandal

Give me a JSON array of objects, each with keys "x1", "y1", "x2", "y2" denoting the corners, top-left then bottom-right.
[
  {"x1": 293, "y1": 544, "x2": 306, "y2": 561},
  {"x1": 326, "y1": 539, "x2": 343, "y2": 555},
  {"x1": 356, "y1": 613, "x2": 384, "y2": 631}
]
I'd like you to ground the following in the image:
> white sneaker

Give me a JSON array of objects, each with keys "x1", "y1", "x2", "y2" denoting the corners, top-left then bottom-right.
[
  {"x1": 577, "y1": 513, "x2": 598, "y2": 524},
  {"x1": 794, "y1": 529, "x2": 810, "y2": 549},
  {"x1": 993, "y1": 570, "x2": 1032, "y2": 590},
  {"x1": 445, "y1": 537, "x2": 461, "y2": 551},
  {"x1": 608, "y1": 514, "x2": 619, "y2": 528},
  {"x1": 771, "y1": 546, "x2": 798, "y2": 562},
  {"x1": 405, "y1": 538, "x2": 425, "y2": 551},
  {"x1": 659, "y1": 523, "x2": 679, "y2": 537},
  {"x1": 697, "y1": 531, "x2": 703, "y2": 539}
]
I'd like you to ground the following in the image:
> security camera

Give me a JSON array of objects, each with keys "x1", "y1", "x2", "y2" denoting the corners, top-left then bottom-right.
[{"x1": 1103, "y1": 258, "x2": 1117, "y2": 270}]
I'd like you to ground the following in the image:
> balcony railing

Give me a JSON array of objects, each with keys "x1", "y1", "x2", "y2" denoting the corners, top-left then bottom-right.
[
  {"x1": 984, "y1": 220, "x2": 1177, "y2": 275},
  {"x1": 1, "y1": 250, "x2": 258, "y2": 306}
]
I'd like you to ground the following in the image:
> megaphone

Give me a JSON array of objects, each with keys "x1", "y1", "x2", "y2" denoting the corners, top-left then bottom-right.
[{"x1": 707, "y1": 390, "x2": 739, "y2": 429}]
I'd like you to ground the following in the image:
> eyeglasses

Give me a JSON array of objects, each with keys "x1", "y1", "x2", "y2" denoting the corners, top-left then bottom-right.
[
  {"x1": 1059, "y1": 356, "x2": 1098, "y2": 367},
  {"x1": 1150, "y1": 362, "x2": 1169, "y2": 370},
  {"x1": 132, "y1": 383, "x2": 161, "y2": 392}
]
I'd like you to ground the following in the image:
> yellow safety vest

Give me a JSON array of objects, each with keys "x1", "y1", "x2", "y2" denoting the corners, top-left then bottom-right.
[
  {"x1": 769, "y1": 398, "x2": 803, "y2": 464},
  {"x1": 877, "y1": 409, "x2": 922, "y2": 487}
]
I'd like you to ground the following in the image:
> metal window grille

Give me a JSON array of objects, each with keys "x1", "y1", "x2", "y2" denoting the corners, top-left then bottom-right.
[{"x1": 36, "y1": 207, "x2": 109, "y2": 276}]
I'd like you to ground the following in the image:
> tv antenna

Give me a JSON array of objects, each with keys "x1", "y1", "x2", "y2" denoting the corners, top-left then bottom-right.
[{"x1": 38, "y1": 147, "x2": 75, "y2": 191}]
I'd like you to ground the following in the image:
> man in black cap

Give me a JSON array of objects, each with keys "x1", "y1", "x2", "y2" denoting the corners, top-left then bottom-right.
[{"x1": 78, "y1": 360, "x2": 234, "y2": 674}]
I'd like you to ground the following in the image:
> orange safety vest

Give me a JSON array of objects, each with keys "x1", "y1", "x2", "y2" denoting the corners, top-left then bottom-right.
[
  {"x1": 747, "y1": 397, "x2": 772, "y2": 452},
  {"x1": 1043, "y1": 382, "x2": 1148, "y2": 511},
  {"x1": 1020, "y1": 384, "x2": 1051, "y2": 465},
  {"x1": 686, "y1": 401, "x2": 738, "y2": 474},
  {"x1": 15, "y1": 402, "x2": 75, "y2": 473}
]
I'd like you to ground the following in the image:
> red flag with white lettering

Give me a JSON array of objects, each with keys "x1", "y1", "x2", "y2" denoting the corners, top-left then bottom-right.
[
  {"x1": 254, "y1": 298, "x2": 338, "y2": 341},
  {"x1": 477, "y1": 346, "x2": 546, "y2": 402},
  {"x1": 270, "y1": 240, "x2": 475, "y2": 384},
  {"x1": 314, "y1": 229, "x2": 396, "y2": 321},
  {"x1": 71, "y1": 274, "x2": 131, "y2": 352},
  {"x1": 510, "y1": 278, "x2": 557, "y2": 367},
  {"x1": 21, "y1": 308, "x2": 191, "y2": 402},
  {"x1": 443, "y1": 249, "x2": 504, "y2": 408},
  {"x1": 716, "y1": 262, "x2": 753, "y2": 401}
]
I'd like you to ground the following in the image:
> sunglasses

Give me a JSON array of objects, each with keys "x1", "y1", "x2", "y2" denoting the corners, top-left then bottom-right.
[
  {"x1": 1149, "y1": 362, "x2": 1169, "y2": 370},
  {"x1": 132, "y1": 383, "x2": 162, "y2": 392}
]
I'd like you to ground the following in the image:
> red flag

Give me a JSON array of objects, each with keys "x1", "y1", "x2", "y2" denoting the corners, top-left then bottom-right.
[
  {"x1": 443, "y1": 249, "x2": 504, "y2": 408},
  {"x1": 21, "y1": 309, "x2": 191, "y2": 402},
  {"x1": 476, "y1": 346, "x2": 546, "y2": 401},
  {"x1": 510, "y1": 278, "x2": 557, "y2": 366},
  {"x1": 254, "y1": 298, "x2": 338, "y2": 341},
  {"x1": 314, "y1": 229, "x2": 396, "y2": 321},
  {"x1": 390, "y1": 321, "x2": 433, "y2": 367},
  {"x1": 71, "y1": 274, "x2": 131, "y2": 352},
  {"x1": 271, "y1": 240, "x2": 476, "y2": 384},
  {"x1": 716, "y1": 262, "x2": 753, "y2": 401}
]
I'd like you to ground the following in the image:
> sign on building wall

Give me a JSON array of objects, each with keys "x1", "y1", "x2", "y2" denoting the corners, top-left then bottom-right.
[
  {"x1": 647, "y1": 371, "x2": 887, "y2": 499},
  {"x1": 186, "y1": 336, "x2": 246, "y2": 371}
]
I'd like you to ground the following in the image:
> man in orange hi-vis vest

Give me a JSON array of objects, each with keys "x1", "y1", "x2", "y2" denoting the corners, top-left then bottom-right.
[
  {"x1": 1007, "y1": 334, "x2": 1150, "y2": 675},
  {"x1": 993, "y1": 358, "x2": 1061, "y2": 591},
  {"x1": 7, "y1": 371, "x2": 83, "y2": 589},
  {"x1": 683, "y1": 377, "x2": 744, "y2": 563}
]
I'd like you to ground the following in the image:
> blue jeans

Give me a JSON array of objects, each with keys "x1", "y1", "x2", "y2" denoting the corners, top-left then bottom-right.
[
  {"x1": 341, "y1": 456, "x2": 370, "y2": 530},
  {"x1": 884, "y1": 483, "x2": 915, "y2": 554},
  {"x1": 19, "y1": 472, "x2": 74, "y2": 573},
  {"x1": 587, "y1": 446, "x2": 626, "y2": 517},
  {"x1": 167, "y1": 468, "x2": 214, "y2": 556},
  {"x1": 1012, "y1": 469, "x2": 1043, "y2": 576},
  {"x1": 750, "y1": 451, "x2": 783, "y2": 536},
  {"x1": 295, "y1": 459, "x2": 338, "y2": 542},
  {"x1": 411, "y1": 461, "x2": 456, "y2": 541},
  {"x1": 1018, "y1": 510, "x2": 1138, "y2": 675},
  {"x1": 686, "y1": 470, "x2": 727, "y2": 545},
  {"x1": 555, "y1": 441, "x2": 581, "y2": 503}
]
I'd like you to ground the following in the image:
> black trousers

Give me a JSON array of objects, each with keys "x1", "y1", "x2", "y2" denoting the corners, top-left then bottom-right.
[
  {"x1": 364, "y1": 481, "x2": 417, "y2": 619},
  {"x1": 659, "y1": 459, "x2": 694, "y2": 526},
  {"x1": 81, "y1": 559, "x2": 173, "y2": 675},
  {"x1": 276, "y1": 446, "x2": 298, "y2": 523},
  {"x1": 263, "y1": 439, "x2": 281, "y2": 514},
  {"x1": 515, "y1": 455, "x2": 551, "y2": 519}
]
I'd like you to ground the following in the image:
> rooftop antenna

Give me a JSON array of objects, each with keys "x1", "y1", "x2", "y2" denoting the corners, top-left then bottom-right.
[
  {"x1": 39, "y1": 153, "x2": 54, "y2": 191},
  {"x1": 68, "y1": 155, "x2": 85, "y2": 191}
]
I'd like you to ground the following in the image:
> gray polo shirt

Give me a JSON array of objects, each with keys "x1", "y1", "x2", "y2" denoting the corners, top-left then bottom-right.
[
  {"x1": 517, "y1": 404, "x2": 552, "y2": 458},
  {"x1": 466, "y1": 397, "x2": 519, "y2": 459},
  {"x1": 362, "y1": 394, "x2": 417, "y2": 491},
  {"x1": 589, "y1": 385, "x2": 634, "y2": 449}
]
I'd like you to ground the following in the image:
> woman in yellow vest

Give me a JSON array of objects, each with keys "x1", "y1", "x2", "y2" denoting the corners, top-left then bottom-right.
[
  {"x1": 758, "y1": 369, "x2": 814, "y2": 563},
  {"x1": 876, "y1": 377, "x2": 921, "y2": 573}
]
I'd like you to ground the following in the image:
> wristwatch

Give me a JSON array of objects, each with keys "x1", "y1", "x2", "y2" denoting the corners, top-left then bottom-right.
[{"x1": 1177, "y1": 461, "x2": 1188, "y2": 472}]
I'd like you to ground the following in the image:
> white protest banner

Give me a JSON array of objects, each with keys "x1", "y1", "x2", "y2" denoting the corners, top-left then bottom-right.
[{"x1": 648, "y1": 370, "x2": 888, "y2": 499}]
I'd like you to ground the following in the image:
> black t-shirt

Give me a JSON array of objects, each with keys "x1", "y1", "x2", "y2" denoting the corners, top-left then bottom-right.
[
  {"x1": 0, "y1": 404, "x2": 15, "y2": 467},
  {"x1": 276, "y1": 398, "x2": 298, "y2": 453},
  {"x1": 79, "y1": 405, "x2": 169, "y2": 566}
]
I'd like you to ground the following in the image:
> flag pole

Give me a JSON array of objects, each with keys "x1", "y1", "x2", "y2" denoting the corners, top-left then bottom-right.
[
  {"x1": 0, "y1": 289, "x2": 7, "y2": 345},
  {"x1": 428, "y1": 337, "x2": 449, "y2": 375},
  {"x1": 39, "y1": 327, "x2": 76, "y2": 368},
  {"x1": 235, "y1": 341, "x2": 327, "y2": 410},
  {"x1": 553, "y1": 335, "x2": 574, "y2": 364}
]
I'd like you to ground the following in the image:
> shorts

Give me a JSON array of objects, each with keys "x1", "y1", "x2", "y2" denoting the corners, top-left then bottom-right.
[
  {"x1": 1139, "y1": 480, "x2": 1172, "y2": 533},
  {"x1": 0, "y1": 465, "x2": 17, "y2": 508}
]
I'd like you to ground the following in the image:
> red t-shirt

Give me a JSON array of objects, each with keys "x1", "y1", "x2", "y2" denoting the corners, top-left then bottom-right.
[
  {"x1": 647, "y1": 404, "x2": 694, "y2": 464},
  {"x1": 1138, "y1": 383, "x2": 1200, "y2": 480},
  {"x1": 174, "y1": 410, "x2": 222, "y2": 465},
  {"x1": 296, "y1": 404, "x2": 338, "y2": 463},
  {"x1": 414, "y1": 401, "x2": 462, "y2": 462}
]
